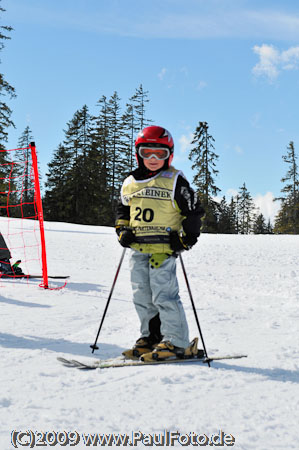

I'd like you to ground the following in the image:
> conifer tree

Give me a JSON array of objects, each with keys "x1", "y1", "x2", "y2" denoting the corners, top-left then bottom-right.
[
  {"x1": 43, "y1": 144, "x2": 73, "y2": 221},
  {"x1": 228, "y1": 196, "x2": 239, "y2": 234},
  {"x1": 253, "y1": 213, "x2": 267, "y2": 234},
  {"x1": 266, "y1": 219, "x2": 273, "y2": 234},
  {"x1": 122, "y1": 103, "x2": 137, "y2": 172},
  {"x1": 93, "y1": 95, "x2": 110, "y2": 169},
  {"x1": 44, "y1": 106, "x2": 94, "y2": 224},
  {"x1": 9, "y1": 126, "x2": 35, "y2": 218},
  {"x1": 0, "y1": 1, "x2": 15, "y2": 146},
  {"x1": 188, "y1": 121, "x2": 220, "y2": 232},
  {"x1": 17, "y1": 126, "x2": 34, "y2": 199},
  {"x1": 18, "y1": 125, "x2": 33, "y2": 149},
  {"x1": 237, "y1": 183, "x2": 256, "y2": 234},
  {"x1": 44, "y1": 85, "x2": 153, "y2": 226},
  {"x1": 106, "y1": 91, "x2": 127, "y2": 212},
  {"x1": 130, "y1": 84, "x2": 152, "y2": 131},
  {"x1": 122, "y1": 86, "x2": 152, "y2": 172},
  {"x1": 0, "y1": 2, "x2": 15, "y2": 211},
  {"x1": 217, "y1": 196, "x2": 234, "y2": 233},
  {"x1": 90, "y1": 95, "x2": 113, "y2": 224},
  {"x1": 274, "y1": 141, "x2": 299, "y2": 234},
  {"x1": 63, "y1": 105, "x2": 93, "y2": 223}
]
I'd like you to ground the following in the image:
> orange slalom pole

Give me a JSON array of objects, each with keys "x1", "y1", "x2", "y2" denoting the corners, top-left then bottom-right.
[{"x1": 30, "y1": 142, "x2": 49, "y2": 289}]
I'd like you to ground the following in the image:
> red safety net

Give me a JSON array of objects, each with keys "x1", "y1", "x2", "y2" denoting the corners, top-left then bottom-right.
[{"x1": 0, "y1": 145, "x2": 65, "y2": 289}]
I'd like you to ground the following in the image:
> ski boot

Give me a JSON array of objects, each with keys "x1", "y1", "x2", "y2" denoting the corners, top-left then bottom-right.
[
  {"x1": 140, "y1": 341, "x2": 185, "y2": 362},
  {"x1": 122, "y1": 313, "x2": 163, "y2": 360},
  {"x1": 0, "y1": 259, "x2": 24, "y2": 277},
  {"x1": 183, "y1": 337, "x2": 205, "y2": 359},
  {"x1": 122, "y1": 336, "x2": 160, "y2": 360},
  {"x1": 140, "y1": 337, "x2": 205, "y2": 362}
]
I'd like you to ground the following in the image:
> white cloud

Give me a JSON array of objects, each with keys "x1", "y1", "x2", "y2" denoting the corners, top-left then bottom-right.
[
  {"x1": 178, "y1": 133, "x2": 194, "y2": 154},
  {"x1": 180, "y1": 66, "x2": 189, "y2": 77},
  {"x1": 158, "y1": 68, "x2": 167, "y2": 80},
  {"x1": 234, "y1": 145, "x2": 244, "y2": 154},
  {"x1": 196, "y1": 80, "x2": 207, "y2": 91},
  {"x1": 280, "y1": 46, "x2": 299, "y2": 69},
  {"x1": 224, "y1": 190, "x2": 280, "y2": 223},
  {"x1": 251, "y1": 112, "x2": 261, "y2": 129},
  {"x1": 252, "y1": 44, "x2": 299, "y2": 80},
  {"x1": 253, "y1": 192, "x2": 281, "y2": 223},
  {"x1": 252, "y1": 44, "x2": 280, "y2": 80}
]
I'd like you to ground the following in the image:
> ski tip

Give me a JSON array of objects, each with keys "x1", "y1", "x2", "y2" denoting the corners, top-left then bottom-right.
[
  {"x1": 57, "y1": 356, "x2": 99, "y2": 370},
  {"x1": 57, "y1": 356, "x2": 74, "y2": 367}
]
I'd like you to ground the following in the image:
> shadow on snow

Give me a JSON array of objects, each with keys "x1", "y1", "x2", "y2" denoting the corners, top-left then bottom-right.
[
  {"x1": 0, "y1": 297, "x2": 51, "y2": 308},
  {"x1": 60, "y1": 281, "x2": 104, "y2": 293},
  {"x1": 0, "y1": 332, "x2": 123, "y2": 358},
  {"x1": 212, "y1": 361, "x2": 299, "y2": 384}
]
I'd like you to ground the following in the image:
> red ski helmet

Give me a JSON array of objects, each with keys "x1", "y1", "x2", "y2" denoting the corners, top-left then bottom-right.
[{"x1": 135, "y1": 126, "x2": 174, "y2": 168}]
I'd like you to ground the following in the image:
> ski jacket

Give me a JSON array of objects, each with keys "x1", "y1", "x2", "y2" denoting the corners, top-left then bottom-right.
[{"x1": 115, "y1": 166, "x2": 205, "y2": 254}]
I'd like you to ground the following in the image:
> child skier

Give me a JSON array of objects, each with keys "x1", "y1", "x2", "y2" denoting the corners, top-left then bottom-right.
[
  {"x1": 0, "y1": 233, "x2": 24, "y2": 276},
  {"x1": 115, "y1": 125, "x2": 205, "y2": 361}
]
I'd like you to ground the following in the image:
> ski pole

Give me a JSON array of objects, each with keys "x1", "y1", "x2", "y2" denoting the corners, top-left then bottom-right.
[
  {"x1": 90, "y1": 248, "x2": 126, "y2": 353},
  {"x1": 179, "y1": 253, "x2": 210, "y2": 367}
]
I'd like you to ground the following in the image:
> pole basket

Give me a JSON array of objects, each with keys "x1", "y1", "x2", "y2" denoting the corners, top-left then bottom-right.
[{"x1": 0, "y1": 142, "x2": 51, "y2": 289}]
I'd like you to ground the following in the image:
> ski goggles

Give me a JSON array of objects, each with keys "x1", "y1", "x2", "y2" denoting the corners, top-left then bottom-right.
[{"x1": 138, "y1": 146, "x2": 170, "y2": 160}]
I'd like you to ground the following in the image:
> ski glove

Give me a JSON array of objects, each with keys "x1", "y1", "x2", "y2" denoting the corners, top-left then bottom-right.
[
  {"x1": 118, "y1": 228, "x2": 135, "y2": 248},
  {"x1": 169, "y1": 231, "x2": 198, "y2": 252}
]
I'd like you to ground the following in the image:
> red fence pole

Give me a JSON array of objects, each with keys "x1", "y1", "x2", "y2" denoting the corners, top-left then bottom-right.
[{"x1": 30, "y1": 142, "x2": 49, "y2": 289}]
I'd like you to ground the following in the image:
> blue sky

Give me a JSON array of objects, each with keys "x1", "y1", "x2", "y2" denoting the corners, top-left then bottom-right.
[{"x1": 2, "y1": 0, "x2": 299, "y2": 221}]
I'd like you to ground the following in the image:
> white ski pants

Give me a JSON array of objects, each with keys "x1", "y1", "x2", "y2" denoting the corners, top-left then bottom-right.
[{"x1": 129, "y1": 250, "x2": 189, "y2": 348}]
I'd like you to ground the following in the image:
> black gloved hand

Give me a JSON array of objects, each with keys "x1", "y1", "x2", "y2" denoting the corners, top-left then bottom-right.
[
  {"x1": 118, "y1": 228, "x2": 135, "y2": 248},
  {"x1": 169, "y1": 231, "x2": 198, "y2": 252}
]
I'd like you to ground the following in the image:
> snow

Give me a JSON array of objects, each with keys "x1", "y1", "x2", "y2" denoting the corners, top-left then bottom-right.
[{"x1": 0, "y1": 221, "x2": 298, "y2": 450}]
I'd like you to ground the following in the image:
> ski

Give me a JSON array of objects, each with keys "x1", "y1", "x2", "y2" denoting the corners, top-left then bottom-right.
[
  {"x1": 0, "y1": 261, "x2": 69, "y2": 279},
  {"x1": 0, "y1": 274, "x2": 69, "y2": 279},
  {"x1": 57, "y1": 354, "x2": 247, "y2": 370},
  {"x1": 26, "y1": 275, "x2": 70, "y2": 279}
]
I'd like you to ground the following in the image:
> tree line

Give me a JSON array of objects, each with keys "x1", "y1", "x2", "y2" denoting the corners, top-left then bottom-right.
[
  {"x1": 42, "y1": 106, "x2": 299, "y2": 234},
  {"x1": 189, "y1": 121, "x2": 298, "y2": 234},
  {"x1": 0, "y1": 1, "x2": 298, "y2": 233},
  {"x1": 43, "y1": 87, "x2": 151, "y2": 225}
]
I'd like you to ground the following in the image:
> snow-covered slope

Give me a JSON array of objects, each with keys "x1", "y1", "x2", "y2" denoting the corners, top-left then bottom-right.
[{"x1": 1, "y1": 221, "x2": 298, "y2": 449}]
